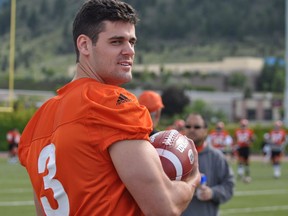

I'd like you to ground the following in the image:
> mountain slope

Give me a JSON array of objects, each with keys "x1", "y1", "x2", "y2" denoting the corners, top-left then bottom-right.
[{"x1": 0, "y1": 0, "x2": 285, "y2": 83}]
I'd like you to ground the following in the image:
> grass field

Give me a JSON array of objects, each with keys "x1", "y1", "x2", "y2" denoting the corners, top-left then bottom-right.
[
  {"x1": 220, "y1": 158, "x2": 288, "y2": 216},
  {"x1": 0, "y1": 156, "x2": 287, "y2": 216}
]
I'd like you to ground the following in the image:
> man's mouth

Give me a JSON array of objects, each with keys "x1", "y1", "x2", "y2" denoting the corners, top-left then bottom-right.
[{"x1": 118, "y1": 61, "x2": 132, "y2": 67}]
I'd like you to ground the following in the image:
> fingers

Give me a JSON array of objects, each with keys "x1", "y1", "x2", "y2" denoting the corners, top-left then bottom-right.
[
  {"x1": 186, "y1": 138, "x2": 200, "y2": 186},
  {"x1": 197, "y1": 186, "x2": 212, "y2": 201},
  {"x1": 187, "y1": 138, "x2": 198, "y2": 165}
]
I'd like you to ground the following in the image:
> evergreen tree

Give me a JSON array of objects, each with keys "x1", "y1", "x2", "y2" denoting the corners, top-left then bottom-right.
[{"x1": 162, "y1": 86, "x2": 190, "y2": 116}]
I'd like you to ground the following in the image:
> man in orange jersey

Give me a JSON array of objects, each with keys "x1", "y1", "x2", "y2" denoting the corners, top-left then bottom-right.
[
  {"x1": 234, "y1": 119, "x2": 255, "y2": 183},
  {"x1": 206, "y1": 121, "x2": 233, "y2": 156},
  {"x1": 138, "y1": 90, "x2": 164, "y2": 136},
  {"x1": 18, "y1": 1, "x2": 200, "y2": 216},
  {"x1": 265, "y1": 120, "x2": 287, "y2": 178}
]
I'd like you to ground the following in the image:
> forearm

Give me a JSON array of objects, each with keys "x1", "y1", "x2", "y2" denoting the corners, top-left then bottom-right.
[
  {"x1": 169, "y1": 167, "x2": 201, "y2": 213},
  {"x1": 169, "y1": 179, "x2": 198, "y2": 214},
  {"x1": 134, "y1": 176, "x2": 199, "y2": 216}
]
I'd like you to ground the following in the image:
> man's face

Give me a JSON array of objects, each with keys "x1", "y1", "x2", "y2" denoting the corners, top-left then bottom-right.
[
  {"x1": 216, "y1": 122, "x2": 224, "y2": 132},
  {"x1": 185, "y1": 115, "x2": 207, "y2": 146},
  {"x1": 274, "y1": 121, "x2": 282, "y2": 131},
  {"x1": 89, "y1": 21, "x2": 136, "y2": 85}
]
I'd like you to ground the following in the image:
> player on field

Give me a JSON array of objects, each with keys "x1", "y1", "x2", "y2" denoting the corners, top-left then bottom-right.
[
  {"x1": 182, "y1": 114, "x2": 234, "y2": 216},
  {"x1": 6, "y1": 128, "x2": 21, "y2": 163},
  {"x1": 206, "y1": 121, "x2": 233, "y2": 156},
  {"x1": 265, "y1": 120, "x2": 287, "y2": 178},
  {"x1": 166, "y1": 119, "x2": 186, "y2": 135},
  {"x1": 262, "y1": 132, "x2": 272, "y2": 163},
  {"x1": 234, "y1": 119, "x2": 255, "y2": 183},
  {"x1": 18, "y1": 1, "x2": 200, "y2": 215}
]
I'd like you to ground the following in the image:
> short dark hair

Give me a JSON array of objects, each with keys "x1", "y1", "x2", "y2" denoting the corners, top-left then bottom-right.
[
  {"x1": 186, "y1": 113, "x2": 208, "y2": 128},
  {"x1": 72, "y1": 0, "x2": 139, "y2": 62}
]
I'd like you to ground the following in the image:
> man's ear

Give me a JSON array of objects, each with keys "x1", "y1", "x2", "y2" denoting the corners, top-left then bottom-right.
[
  {"x1": 155, "y1": 109, "x2": 162, "y2": 122},
  {"x1": 77, "y1": 34, "x2": 91, "y2": 56}
]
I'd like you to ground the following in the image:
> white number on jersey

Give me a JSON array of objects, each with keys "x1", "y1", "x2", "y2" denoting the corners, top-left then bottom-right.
[{"x1": 38, "y1": 144, "x2": 70, "y2": 216}]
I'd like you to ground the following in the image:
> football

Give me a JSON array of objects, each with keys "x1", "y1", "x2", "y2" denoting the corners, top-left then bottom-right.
[{"x1": 150, "y1": 129, "x2": 195, "y2": 181}]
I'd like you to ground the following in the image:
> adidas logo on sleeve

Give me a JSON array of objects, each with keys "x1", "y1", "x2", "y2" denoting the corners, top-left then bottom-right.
[{"x1": 116, "y1": 93, "x2": 131, "y2": 105}]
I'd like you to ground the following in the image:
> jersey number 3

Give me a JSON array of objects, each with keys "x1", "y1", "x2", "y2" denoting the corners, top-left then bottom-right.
[{"x1": 38, "y1": 144, "x2": 70, "y2": 216}]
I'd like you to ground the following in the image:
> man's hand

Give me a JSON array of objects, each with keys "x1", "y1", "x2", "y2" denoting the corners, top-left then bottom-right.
[{"x1": 197, "y1": 185, "x2": 213, "y2": 201}]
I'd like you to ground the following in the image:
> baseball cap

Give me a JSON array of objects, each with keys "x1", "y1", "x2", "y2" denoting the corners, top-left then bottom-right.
[{"x1": 138, "y1": 91, "x2": 164, "y2": 113}]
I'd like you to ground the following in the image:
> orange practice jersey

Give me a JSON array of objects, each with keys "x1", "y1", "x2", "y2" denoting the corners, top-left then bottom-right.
[
  {"x1": 7, "y1": 130, "x2": 21, "y2": 145},
  {"x1": 18, "y1": 78, "x2": 153, "y2": 216},
  {"x1": 269, "y1": 129, "x2": 286, "y2": 146},
  {"x1": 234, "y1": 128, "x2": 254, "y2": 148},
  {"x1": 207, "y1": 130, "x2": 232, "y2": 151}
]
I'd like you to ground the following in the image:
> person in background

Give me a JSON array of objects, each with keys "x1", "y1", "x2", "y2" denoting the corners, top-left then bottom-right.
[
  {"x1": 182, "y1": 113, "x2": 234, "y2": 216},
  {"x1": 6, "y1": 128, "x2": 21, "y2": 164},
  {"x1": 166, "y1": 119, "x2": 186, "y2": 134},
  {"x1": 262, "y1": 132, "x2": 271, "y2": 163},
  {"x1": 234, "y1": 119, "x2": 255, "y2": 183},
  {"x1": 18, "y1": 1, "x2": 200, "y2": 215},
  {"x1": 206, "y1": 121, "x2": 233, "y2": 157},
  {"x1": 138, "y1": 90, "x2": 164, "y2": 136},
  {"x1": 265, "y1": 120, "x2": 287, "y2": 178}
]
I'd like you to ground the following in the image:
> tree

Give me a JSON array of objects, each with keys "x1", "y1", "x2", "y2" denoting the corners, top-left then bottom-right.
[
  {"x1": 256, "y1": 59, "x2": 285, "y2": 92},
  {"x1": 243, "y1": 86, "x2": 252, "y2": 99},
  {"x1": 57, "y1": 21, "x2": 74, "y2": 54},
  {"x1": 40, "y1": 0, "x2": 49, "y2": 16},
  {"x1": 27, "y1": 9, "x2": 39, "y2": 34},
  {"x1": 227, "y1": 72, "x2": 247, "y2": 89},
  {"x1": 161, "y1": 86, "x2": 190, "y2": 116},
  {"x1": 1, "y1": 55, "x2": 8, "y2": 71},
  {"x1": 0, "y1": 2, "x2": 10, "y2": 35},
  {"x1": 52, "y1": 0, "x2": 66, "y2": 19},
  {"x1": 183, "y1": 99, "x2": 227, "y2": 124}
]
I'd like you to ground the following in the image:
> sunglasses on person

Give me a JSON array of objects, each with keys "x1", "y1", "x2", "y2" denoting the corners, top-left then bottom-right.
[{"x1": 185, "y1": 125, "x2": 203, "y2": 129}]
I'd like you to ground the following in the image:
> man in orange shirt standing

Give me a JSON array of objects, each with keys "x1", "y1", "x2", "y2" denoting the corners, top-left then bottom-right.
[
  {"x1": 18, "y1": 1, "x2": 200, "y2": 216},
  {"x1": 234, "y1": 119, "x2": 255, "y2": 183}
]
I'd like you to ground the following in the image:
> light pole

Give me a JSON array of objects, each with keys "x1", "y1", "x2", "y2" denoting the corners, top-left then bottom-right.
[
  {"x1": 0, "y1": 0, "x2": 15, "y2": 112},
  {"x1": 284, "y1": 0, "x2": 288, "y2": 126},
  {"x1": 8, "y1": 0, "x2": 15, "y2": 111}
]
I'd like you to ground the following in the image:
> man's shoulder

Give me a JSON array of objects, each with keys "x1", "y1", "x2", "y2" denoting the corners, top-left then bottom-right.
[{"x1": 206, "y1": 145, "x2": 226, "y2": 158}]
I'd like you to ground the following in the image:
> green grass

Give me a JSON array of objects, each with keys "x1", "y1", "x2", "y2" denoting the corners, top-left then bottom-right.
[
  {"x1": 0, "y1": 157, "x2": 287, "y2": 216},
  {"x1": 0, "y1": 158, "x2": 35, "y2": 216},
  {"x1": 220, "y1": 158, "x2": 288, "y2": 216}
]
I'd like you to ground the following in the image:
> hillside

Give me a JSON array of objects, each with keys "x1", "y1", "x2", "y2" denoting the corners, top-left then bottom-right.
[{"x1": 0, "y1": 0, "x2": 285, "y2": 86}]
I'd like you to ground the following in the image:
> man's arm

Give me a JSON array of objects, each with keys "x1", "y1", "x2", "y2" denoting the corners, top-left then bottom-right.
[
  {"x1": 210, "y1": 161, "x2": 234, "y2": 204},
  {"x1": 197, "y1": 166, "x2": 234, "y2": 204},
  {"x1": 109, "y1": 139, "x2": 200, "y2": 216}
]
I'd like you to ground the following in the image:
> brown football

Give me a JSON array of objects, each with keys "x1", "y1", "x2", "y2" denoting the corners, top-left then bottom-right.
[{"x1": 150, "y1": 129, "x2": 195, "y2": 181}]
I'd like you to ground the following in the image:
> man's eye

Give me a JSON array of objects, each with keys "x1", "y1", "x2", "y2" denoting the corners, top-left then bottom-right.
[
  {"x1": 111, "y1": 40, "x2": 122, "y2": 45},
  {"x1": 130, "y1": 40, "x2": 136, "y2": 46}
]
